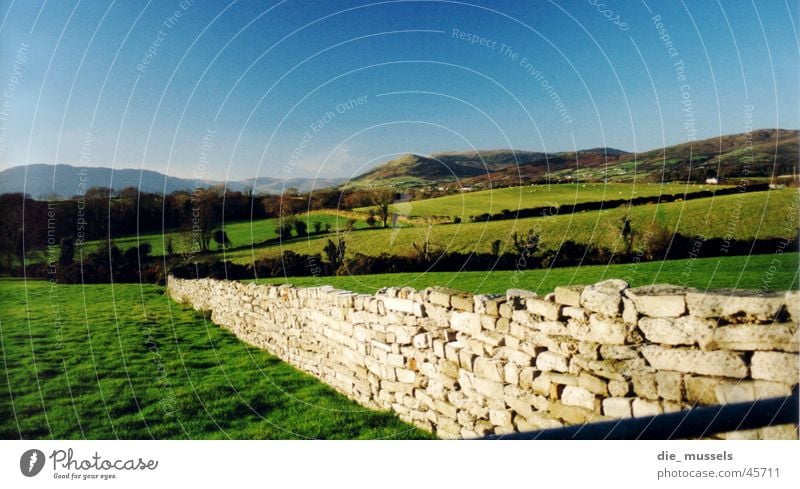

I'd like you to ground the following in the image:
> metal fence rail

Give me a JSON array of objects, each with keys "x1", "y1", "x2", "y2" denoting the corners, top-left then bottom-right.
[{"x1": 482, "y1": 387, "x2": 799, "y2": 440}]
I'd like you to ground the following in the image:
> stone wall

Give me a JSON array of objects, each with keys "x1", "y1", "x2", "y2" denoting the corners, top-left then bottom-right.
[{"x1": 167, "y1": 276, "x2": 799, "y2": 439}]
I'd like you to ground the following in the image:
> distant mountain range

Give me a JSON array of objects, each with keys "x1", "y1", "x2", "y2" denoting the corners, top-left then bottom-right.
[
  {"x1": 1, "y1": 129, "x2": 796, "y2": 198},
  {"x1": 348, "y1": 129, "x2": 798, "y2": 188},
  {"x1": 0, "y1": 164, "x2": 346, "y2": 199}
]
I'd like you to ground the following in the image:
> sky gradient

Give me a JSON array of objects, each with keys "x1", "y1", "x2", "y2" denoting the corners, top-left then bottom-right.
[{"x1": 0, "y1": 0, "x2": 798, "y2": 182}]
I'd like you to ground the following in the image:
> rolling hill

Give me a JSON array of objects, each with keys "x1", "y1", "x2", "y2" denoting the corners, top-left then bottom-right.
[
  {"x1": 0, "y1": 164, "x2": 345, "y2": 198},
  {"x1": 349, "y1": 129, "x2": 798, "y2": 188}
]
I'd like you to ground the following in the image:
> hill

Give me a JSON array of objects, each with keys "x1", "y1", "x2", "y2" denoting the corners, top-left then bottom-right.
[
  {"x1": 0, "y1": 164, "x2": 345, "y2": 198},
  {"x1": 348, "y1": 149, "x2": 626, "y2": 188},
  {"x1": 350, "y1": 129, "x2": 797, "y2": 188}
]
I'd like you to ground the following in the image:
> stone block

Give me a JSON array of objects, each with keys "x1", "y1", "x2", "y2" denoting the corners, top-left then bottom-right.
[
  {"x1": 750, "y1": 351, "x2": 799, "y2": 384},
  {"x1": 473, "y1": 377, "x2": 505, "y2": 398},
  {"x1": 632, "y1": 371, "x2": 659, "y2": 400},
  {"x1": 579, "y1": 371, "x2": 609, "y2": 395},
  {"x1": 621, "y1": 297, "x2": 638, "y2": 325},
  {"x1": 686, "y1": 289, "x2": 786, "y2": 321},
  {"x1": 638, "y1": 316, "x2": 714, "y2": 346},
  {"x1": 585, "y1": 314, "x2": 628, "y2": 345},
  {"x1": 561, "y1": 386, "x2": 598, "y2": 411},
  {"x1": 428, "y1": 287, "x2": 460, "y2": 307},
  {"x1": 632, "y1": 398, "x2": 663, "y2": 417},
  {"x1": 450, "y1": 311, "x2": 482, "y2": 335},
  {"x1": 580, "y1": 279, "x2": 628, "y2": 316},
  {"x1": 536, "y1": 351, "x2": 569, "y2": 373},
  {"x1": 555, "y1": 285, "x2": 584, "y2": 307},
  {"x1": 603, "y1": 397, "x2": 633, "y2": 418},
  {"x1": 624, "y1": 284, "x2": 688, "y2": 317},
  {"x1": 655, "y1": 370, "x2": 683, "y2": 401},
  {"x1": 473, "y1": 357, "x2": 505, "y2": 382},
  {"x1": 707, "y1": 323, "x2": 798, "y2": 352},
  {"x1": 715, "y1": 380, "x2": 793, "y2": 404},
  {"x1": 608, "y1": 379, "x2": 631, "y2": 397},
  {"x1": 527, "y1": 298, "x2": 562, "y2": 320},
  {"x1": 484, "y1": 297, "x2": 507, "y2": 317},
  {"x1": 489, "y1": 409, "x2": 513, "y2": 427},
  {"x1": 563, "y1": 306, "x2": 588, "y2": 322},
  {"x1": 548, "y1": 400, "x2": 591, "y2": 424},
  {"x1": 641, "y1": 346, "x2": 748, "y2": 378},
  {"x1": 451, "y1": 294, "x2": 474, "y2": 312},
  {"x1": 684, "y1": 375, "x2": 725, "y2": 405}
]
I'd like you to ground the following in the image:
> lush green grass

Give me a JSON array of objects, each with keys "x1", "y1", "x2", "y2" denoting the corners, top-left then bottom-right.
[
  {"x1": 85, "y1": 211, "x2": 369, "y2": 257},
  {"x1": 360, "y1": 182, "x2": 710, "y2": 220},
  {"x1": 230, "y1": 188, "x2": 799, "y2": 263},
  {"x1": 259, "y1": 252, "x2": 799, "y2": 295},
  {"x1": 0, "y1": 280, "x2": 431, "y2": 439}
]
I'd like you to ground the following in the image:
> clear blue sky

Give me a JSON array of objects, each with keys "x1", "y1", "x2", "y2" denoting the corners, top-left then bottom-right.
[{"x1": 0, "y1": 0, "x2": 797, "y2": 181}]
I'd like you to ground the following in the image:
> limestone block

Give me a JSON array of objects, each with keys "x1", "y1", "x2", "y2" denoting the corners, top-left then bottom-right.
[
  {"x1": 602, "y1": 397, "x2": 633, "y2": 418},
  {"x1": 684, "y1": 375, "x2": 726, "y2": 405},
  {"x1": 428, "y1": 287, "x2": 460, "y2": 307},
  {"x1": 632, "y1": 398, "x2": 663, "y2": 417},
  {"x1": 622, "y1": 297, "x2": 638, "y2": 325},
  {"x1": 608, "y1": 379, "x2": 631, "y2": 397},
  {"x1": 527, "y1": 298, "x2": 562, "y2": 320},
  {"x1": 484, "y1": 297, "x2": 507, "y2": 317},
  {"x1": 473, "y1": 357, "x2": 505, "y2": 383},
  {"x1": 638, "y1": 316, "x2": 714, "y2": 346},
  {"x1": 563, "y1": 306, "x2": 588, "y2": 322},
  {"x1": 536, "y1": 351, "x2": 569, "y2": 373},
  {"x1": 499, "y1": 303, "x2": 514, "y2": 318},
  {"x1": 624, "y1": 284, "x2": 688, "y2": 317},
  {"x1": 473, "y1": 377, "x2": 505, "y2": 398},
  {"x1": 715, "y1": 380, "x2": 793, "y2": 404},
  {"x1": 707, "y1": 322, "x2": 798, "y2": 352},
  {"x1": 450, "y1": 311, "x2": 482, "y2": 336},
  {"x1": 451, "y1": 294, "x2": 474, "y2": 312},
  {"x1": 480, "y1": 314, "x2": 497, "y2": 331},
  {"x1": 547, "y1": 400, "x2": 591, "y2": 424},
  {"x1": 579, "y1": 371, "x2": 609, "y2": 396},
  {"x1": 641, "y1": 346, "x2": 748, "y2": 378},
  {"x1": 580, "y1": 279, "x2": 628, "y2": 316},
  {"x1": 631, "y1": 371, "x2": 659, "y2": 400},
  {"x1": 561, "y1": 386, "x2": 598, "y2": 411},
  {"x1": 750, "y1": 351, "x2": 799, "y2": 384},
  {"x1": 504, "y1": 363, "x2": 519, "y2": 385},
  {"x1": 686, "y1": 289, "x2": 786, "y2": 321},
  {"x1": 412, "y1": 333, "x2": 431, "y2": 349},
  {"x1": 586, "y1": 314, "x2": 628, "y2": 345},
  {"x1": 489, "y1": 409, "x2": 513, "y2": 427},
  {"x1": 655, "y1": 371, "x2": 683, "y2": 401},
  {"x1": 555, "y1": 285, "x2": 584, "y2": 307},
  {"x1": 599, "y1": 345, "x2": 640, "y2": 360}
]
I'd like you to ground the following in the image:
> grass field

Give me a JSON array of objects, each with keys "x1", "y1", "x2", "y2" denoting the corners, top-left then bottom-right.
[
  {"x1": 84, "y1": 211, "x2": 369, "y2": 257},
  {"x1": 358, "y1": 182, "x2": 711, "y2": 220},
  {"x1": 0, "y1": 280, "x2": 431, "y2": 439},
  {"x1": 257, "y1": 252, "x2": 799, "y2": 295},
  {"x1": 228, "y1": 188, "x2": 799, "y2": 263}
]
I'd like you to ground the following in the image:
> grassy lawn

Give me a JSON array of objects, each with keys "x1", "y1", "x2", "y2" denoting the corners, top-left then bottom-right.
[
  {"x1": 258, "y1": 252, "x2": 799, "y2": 295},
  {"x1": 361, "y1": 182, "x2": 712, "y2": 220},
  {"x1": 229, "y1": 188, "x2": 799, "y2": 263},
  {"x1": 0, "y1": 280, "x2": 431, "y2": 439}
]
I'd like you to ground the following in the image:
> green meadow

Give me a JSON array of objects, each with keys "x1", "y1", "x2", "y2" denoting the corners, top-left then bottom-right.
[{"x1": 0, "y1": 279, "x2": 431, "y2": 439}]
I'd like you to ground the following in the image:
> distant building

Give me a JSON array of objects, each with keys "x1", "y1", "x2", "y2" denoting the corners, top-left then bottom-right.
[{"x1": 705, "y1": 177, "x2": 719, "y2": 184}]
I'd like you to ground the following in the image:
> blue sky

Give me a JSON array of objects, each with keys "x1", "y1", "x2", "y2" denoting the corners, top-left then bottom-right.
[{"x1": 0, "y1": 0, "x2": 797, "y2": 181}]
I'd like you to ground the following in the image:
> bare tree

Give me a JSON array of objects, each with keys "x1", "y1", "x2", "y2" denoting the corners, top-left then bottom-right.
[{"x1": 370, "y1": 188, "x2": 395, "y2": 227}]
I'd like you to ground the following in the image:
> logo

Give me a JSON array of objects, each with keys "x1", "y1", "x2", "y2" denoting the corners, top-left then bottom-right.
[{"x1": 20, "y1": 449, "x2": 45, "y2": 477}]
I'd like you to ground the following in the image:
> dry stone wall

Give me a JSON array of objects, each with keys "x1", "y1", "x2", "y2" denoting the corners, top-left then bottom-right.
[{"x1": 167, "y1": 276, "x2": 799, "y2": 439}]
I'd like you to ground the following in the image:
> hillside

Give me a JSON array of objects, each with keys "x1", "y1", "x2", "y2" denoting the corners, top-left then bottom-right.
[
  {"x1": 349, "y1": 149, "x2": 626, "y2": 188},
  {"x1": 350, "y1": 129, "x2": 797, "y2": 188},
  {"x1": 0, "y1": 164, "x2": 345, "y2": 198}
]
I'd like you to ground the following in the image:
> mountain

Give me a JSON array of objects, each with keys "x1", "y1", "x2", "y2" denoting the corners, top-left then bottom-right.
[
  {"x1": 348, "y1": 148, "x2": 628, "y2": 188},
  {"x1": 349, "y1": 129, "x2": 798, "y2": 188},
  {"x1": 0, "y1": 164, "x2": 346, "y2": 199}
]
